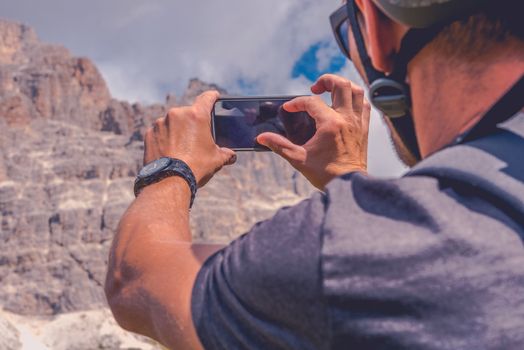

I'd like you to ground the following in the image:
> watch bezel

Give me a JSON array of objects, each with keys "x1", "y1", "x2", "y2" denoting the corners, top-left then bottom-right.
[
  {"x1": 134, "y1": 158, "x2": 197, "y2": 208},
  {"x1": 138, "y1": 157, "x2": 172, "y2": 178}
]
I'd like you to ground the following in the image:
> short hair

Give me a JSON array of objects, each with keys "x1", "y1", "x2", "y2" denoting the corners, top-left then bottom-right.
[{"x1": 430, "y1": 1, "x2": 524, "y2": 62}]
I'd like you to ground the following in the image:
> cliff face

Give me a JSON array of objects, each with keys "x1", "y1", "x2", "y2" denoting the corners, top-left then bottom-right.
[
  {"x1": 0, "y1": 22, "x2": 111, "y2": 129},
  {"x1": 0, "y1": 18, "x2": 313, "y2": 323}
]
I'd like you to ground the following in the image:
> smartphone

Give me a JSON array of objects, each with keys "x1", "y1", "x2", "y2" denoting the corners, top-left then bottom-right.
[{"x1": 211, "y1": 96, "x2": 316, "y2": 151}]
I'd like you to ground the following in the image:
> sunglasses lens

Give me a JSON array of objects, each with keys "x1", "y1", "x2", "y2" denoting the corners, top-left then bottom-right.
[{"x1": 338, "y1": 20, "x2": 350, "y2": 58}]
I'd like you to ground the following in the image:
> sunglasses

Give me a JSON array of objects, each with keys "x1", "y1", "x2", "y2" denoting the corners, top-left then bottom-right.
[
  {"x1": 331, "y1": 0, "x2": 366, "y2": 61},
  {"x1": 330, "y1": 2, "x2": 351, "y2": 59}
]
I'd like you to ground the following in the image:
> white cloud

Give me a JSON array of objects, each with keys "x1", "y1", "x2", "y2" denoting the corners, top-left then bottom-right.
[
  {"x1": 1, "y1": 0, "x2": 341, "y2": 100},
  {"x1": 98, "y1": 62, "x2": 161, "y2": 103},
  {"x1": 316, "y1": 41, "x2": 342, "y2": 72},
  {"x1": 1, "y1": 0, "x2": 406, "y2": 177}
]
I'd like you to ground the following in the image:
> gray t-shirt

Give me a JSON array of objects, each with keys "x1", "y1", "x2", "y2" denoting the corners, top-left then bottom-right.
[{"x1": 191, "y1": 113, "x2": 524, "y2": 349}]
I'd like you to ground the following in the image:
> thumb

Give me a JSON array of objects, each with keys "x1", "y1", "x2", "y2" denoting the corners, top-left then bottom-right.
[
  {"x1": 220, "y1": 147, "x2": 237, "y2": 166},
  {"x1": 257, "y1": 132, "x2": 306, "y2": 164}
]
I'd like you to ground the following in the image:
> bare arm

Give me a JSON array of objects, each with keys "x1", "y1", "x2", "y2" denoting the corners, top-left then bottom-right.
[
  {"x1": 105, "y1": 178, "x2": 224, "y2": 349},
  {"x1": 105, "y1": 91, "x2": 234, "y2": 349},
  {"x1": 105, "y1": 74, "x2": 370, "y2": 349}
]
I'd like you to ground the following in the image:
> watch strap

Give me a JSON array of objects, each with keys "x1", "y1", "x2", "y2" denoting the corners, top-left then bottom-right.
[{"x1": 134, "y1": 158, "x2": 197, "y2": 208}]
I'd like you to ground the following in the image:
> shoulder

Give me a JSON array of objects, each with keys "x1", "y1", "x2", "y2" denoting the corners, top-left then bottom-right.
[
  {"x1": 323, "y1": 172, "x2": 444, "y2": 235},
  {"x1": 321, "y1": 170, "x2": 523, "y2": 284},
  {"x1": 320, "y1": 152, "x2": 524, "y2": 346},
  {"x1": 204, "y1": 192, "x2": 327, "y2": 293},
  {"x1": 198, "y1": 190, "x2": 327, "y2": 288},
  {"x1": 191, "y1": 192, "x2": 330, "y2": 349}
]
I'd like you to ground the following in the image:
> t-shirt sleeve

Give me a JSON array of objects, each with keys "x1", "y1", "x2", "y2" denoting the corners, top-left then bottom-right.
[{"x1": 191, "y1": 191, "x2": 329, "y2": 350}]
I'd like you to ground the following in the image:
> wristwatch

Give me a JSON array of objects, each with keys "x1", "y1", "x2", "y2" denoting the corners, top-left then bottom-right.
[{"x1": 134, "y1": 157, "x2": 197, "y2": 208}]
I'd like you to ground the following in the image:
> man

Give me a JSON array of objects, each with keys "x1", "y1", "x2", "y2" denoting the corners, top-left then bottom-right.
[{"x1": 105, "y1": 0, "x2": 524, "y2": 349}]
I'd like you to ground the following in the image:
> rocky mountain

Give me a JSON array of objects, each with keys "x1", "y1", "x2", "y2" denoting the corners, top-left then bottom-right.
[{"x1": 0, "y1": 19, "x2": 314, "y2": 348}]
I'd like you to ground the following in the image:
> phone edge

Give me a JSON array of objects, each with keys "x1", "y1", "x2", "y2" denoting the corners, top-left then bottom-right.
[{"x1": 212, "y1": 95, "x2": 309, "y2": 152}]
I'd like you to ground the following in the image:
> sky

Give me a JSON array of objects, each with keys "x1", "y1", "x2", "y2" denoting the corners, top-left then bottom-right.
[{"x1": 0, "y1": 0, "x2": 406, "y2": 176}]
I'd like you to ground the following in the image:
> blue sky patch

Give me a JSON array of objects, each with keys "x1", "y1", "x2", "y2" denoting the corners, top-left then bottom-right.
[
  {"x1": 235, "y1": 77, "x2": 259, "y2": 95},
  {"x1": 292, "y1": 40, "x2": 346, "y2": 82}
]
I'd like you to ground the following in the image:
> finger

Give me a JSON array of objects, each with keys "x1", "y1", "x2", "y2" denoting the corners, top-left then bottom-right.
[
  {"x1": 194, "y1": 90, "x2": 220, "y2": 114},
  {"x1": 310, "y1": 74, "x2": 354, "y2": 113},
  {"x1": 357, "y1": 100, "x2": 371, "y2": 168},
  {"x1": 163, "y1": 110, "x2": 170, "y2": 127},
  {"x1": 153, "y1": 115, "x2": 166, "y2": 130},
  {"x1": 257, "y1": 132, "x2": 306, "y2": 164},
  {"x1": 310, "y1": 74, "x2": 348, "y2": 94},
  {"x1": 361, "y1": 100, "x2": 371, "y2": 153},
  {"x1": 143, "y1": 128, "x2": 156, "y2": 165},
  {"x1": 362, "y1": 99, "x2": 371, "y2": 131},
  {"x1": 352, "y1": 85, "x2": 365, "y2": 116},
  {"x1": 220, "y1": 147, "x2": 237, "y2": 166},
  {"x1": 283, "y1": 96, "x2": 334, "y2": 124}
]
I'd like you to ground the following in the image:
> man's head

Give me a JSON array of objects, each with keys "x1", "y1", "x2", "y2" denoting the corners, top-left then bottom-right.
[
  {"x1": 332, "y1": 0, "x2": 524, "y2": 165},
  {"x1": 358, "y1": 0, "x2": 523, "y2": 73}
]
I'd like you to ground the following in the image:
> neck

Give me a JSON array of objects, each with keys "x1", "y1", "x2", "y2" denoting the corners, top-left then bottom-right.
[{"x1": 408, "y1": 44, "x2": 524, "y2": 158}]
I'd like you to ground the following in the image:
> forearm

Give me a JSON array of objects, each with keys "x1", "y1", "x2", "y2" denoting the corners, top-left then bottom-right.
[
  {"x1": 125, "y1": 176, "x2": 192, "y2": 241},
  {"x1": 105, "y1": 177, "x2": 199, "y2": 348},
  {"x1": 107, "y1": 176, "x2": 192, "y2": 296},
  {"x1": 105, "y1": 92, "x2": 235, "y2": 349}
]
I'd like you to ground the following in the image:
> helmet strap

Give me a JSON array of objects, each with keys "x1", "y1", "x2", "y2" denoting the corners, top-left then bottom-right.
[
  {"x1": 347, "y1": 0, "x2": 447, "y2": 162},
  {"x1": 346, "y1": 0, "x2": 383, "y2": 83}
]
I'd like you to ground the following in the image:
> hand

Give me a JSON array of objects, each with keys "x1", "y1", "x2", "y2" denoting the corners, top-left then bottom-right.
[
  {"x1": 257, "y1": 74, "x2": 370, "y2": 190},
  {"x1": 144, "y1": 91, "x2": 237, "y2": 187}
]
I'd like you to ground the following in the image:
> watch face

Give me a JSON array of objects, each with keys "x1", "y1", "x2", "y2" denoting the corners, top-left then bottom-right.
[{"x1": 139, "y1": 157, "x2": 171, "y2": 177}]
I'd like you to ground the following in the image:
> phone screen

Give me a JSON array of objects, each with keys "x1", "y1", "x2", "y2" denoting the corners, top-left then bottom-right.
[{"x1": 212, "y1": 97, "x2": 316, "y2": 151}]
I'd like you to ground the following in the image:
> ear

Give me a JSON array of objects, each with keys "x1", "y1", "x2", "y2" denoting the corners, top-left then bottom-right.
[{"x1": 355, "y1": 0, "x2": 407, "y2": 74}]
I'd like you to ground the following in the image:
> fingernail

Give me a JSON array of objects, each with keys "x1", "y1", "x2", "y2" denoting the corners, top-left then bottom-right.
[{"x1": 254, "y1": 137, "x2": 264, "y2": 146}]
